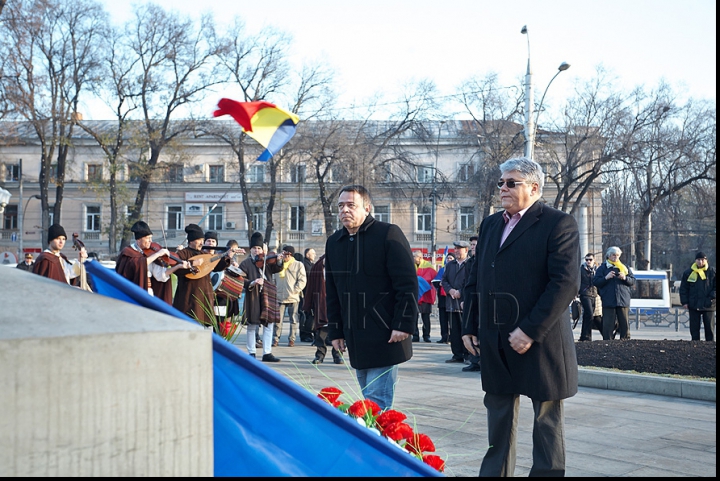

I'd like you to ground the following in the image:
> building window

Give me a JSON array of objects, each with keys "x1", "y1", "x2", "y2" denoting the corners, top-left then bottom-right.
[
  {"x1": 4, "y1": 163, "x2": 19, "y2": 182},
  {"x1": 207, "y1": 205, "x2": 223, "y2": 231},
  {"x1": 290, "y1": 205, "x2": 305, "y2": 231},
  {"x1": 48, "y1": 205, "x2": 54, "y2": 226},
  {"x1": 373, "y1": 205, "x2": 390, "y2": 223},
  {"x1": 209, "y1": 165, "x2": 225, "y2": 183},
  {"x1": 165, "y1": 164, "x2": 184, "y2": 183},
  {"x1": 248, "y1": 165, "x2": 265, "y2": 183},
  {"x1": 86, "y1": 164, "x2": 103, "y2": 182},
  {"x1": 460, "y1": 206, "x2": 475, "y2": 231},
  {"x1": 50, "y1": 163, "x2": 58, "y2": 181},
  {"x1": 417, "y1": 165, "x2": 434, "y2": 183},
  {"x1": 3, "y1": 205, "x2": 18, "y2": 229},
  {"x1": 128, "y1": 163, "x2": 143, "y2": 183},
  {"x1": 167, "y1": 205, "x2": 183, "y2": 231},
  {"x1": 457, "y1": 162, "x2": 475, "y2": 182},
  {"x1": 252, "y1": 206, "x2": 266, "y2": 232},
  {"x1": 85, "y1": 205, "x2": 101, "y2": 232},
  {"x1": 378, "y1": 164, "x2": 392, "y2": 183},
  {"x1": 416, "y1": 205, "x2": 431, "y2": 233},
  {"x1": 290, "y1": 164, "x2": 306, "y2": 183}
]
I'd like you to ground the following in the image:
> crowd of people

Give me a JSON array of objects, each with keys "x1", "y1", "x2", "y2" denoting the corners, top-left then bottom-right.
[{"x1": 16, "y1": 156, "x2": 715, "y2": 477}]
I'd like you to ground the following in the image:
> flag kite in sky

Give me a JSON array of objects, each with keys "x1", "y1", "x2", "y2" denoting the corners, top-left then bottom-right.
[{"x1": 213, "y1": 99, "x2": 300, "y2": 161}]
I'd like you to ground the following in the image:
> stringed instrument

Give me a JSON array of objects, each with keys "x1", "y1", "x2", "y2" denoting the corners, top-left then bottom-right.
[{"x1": 185, "y1": 247, "x2": 243, "y2": 280}]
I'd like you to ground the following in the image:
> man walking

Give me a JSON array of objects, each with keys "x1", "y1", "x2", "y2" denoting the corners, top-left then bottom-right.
[
  {"x1": 462, "y1": 157, "x2": 580, "y2": 477},
  {"x1": 679, "y1": 251, "x2": 716, "y2": 341},
  {"x1": 325, "y1": 185, "x2": 417, "y2": 410},
  {"x1": 578, "y1": 253, "x2": 598, "y2": 341},
  {"x1": 273, "y1": 245, "x2": 307, "y2": 347}
]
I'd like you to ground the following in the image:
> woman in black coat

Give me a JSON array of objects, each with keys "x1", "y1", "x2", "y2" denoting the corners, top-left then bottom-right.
[{"x1": 593, "y1": 246, "x2": 635, "y2": 340}]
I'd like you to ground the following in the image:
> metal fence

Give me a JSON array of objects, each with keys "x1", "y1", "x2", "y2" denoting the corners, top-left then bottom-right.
[{"x1": 630, "y1": 308, "x2": 713, "y2": 333}]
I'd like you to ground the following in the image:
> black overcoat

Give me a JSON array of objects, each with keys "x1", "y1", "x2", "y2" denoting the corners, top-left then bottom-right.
[
  {"x1": 325, "y1": 215, "x2": 418, "y2": 370},
  {"x1": 463, "y1": 201, "x2": 580, "y2": 401}
]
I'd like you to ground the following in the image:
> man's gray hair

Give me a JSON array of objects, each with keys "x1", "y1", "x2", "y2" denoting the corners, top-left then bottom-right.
[
  {"x1": 499, "y1": 157, "x2": 545, "y2": 195},
  {"x1": 605, "y1": 246, "x2": 622, "y2": 258}
]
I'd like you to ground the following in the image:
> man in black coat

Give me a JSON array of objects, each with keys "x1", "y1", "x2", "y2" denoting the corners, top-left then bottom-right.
[
  {"x1": 578, "y1": 253, "x2": 598, "y2": 341},
  {"x1": 679, "y1": 251, "x2": 716, "y2": 341},
  {"x1": 462, "y1": 157, "x2": 580, "y2": 477},
  {"x1": 325, "y1": 185, "x2": 418, "y2": 411}
]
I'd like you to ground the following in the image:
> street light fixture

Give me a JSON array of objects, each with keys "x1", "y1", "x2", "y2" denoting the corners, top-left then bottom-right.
[
  {"x1": 521, "y1": 25, "x2": 570, "y2": 160},
  {"x1": 19, "y1": 194, "x2": 41, "y2": 256},
  {"x1": 430, "y1": 120, "x2": 445, "y2": 265},
  {"x1": 0, "y1": 187, "x2": 11, "y2": 214}
]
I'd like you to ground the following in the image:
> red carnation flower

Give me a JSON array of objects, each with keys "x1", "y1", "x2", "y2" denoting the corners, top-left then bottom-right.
[
  {"x1": 376, "y1": 409, "x2": 407, "y2": 429},
  {"x1": 383, "y1": 422, "x2": 414, "y2": 441},
  {"x1": 348, "y1": 399, "x2": 381, "y2": 418},
  {"x1": 365, "y1": 399, "x2": 382, "y2": 416},
  {"x1": 405, "y1": 433, "x2": 436, "y2": 455},
  {"x1": 422, "y1": 454, "x2": 446, "y2": 472},
  {"x1": 318, "y1": 386, "x2": 343, "y2": 404},
  {"x1": 332, "y1": 400, "x2": 343, "y2": 408}
]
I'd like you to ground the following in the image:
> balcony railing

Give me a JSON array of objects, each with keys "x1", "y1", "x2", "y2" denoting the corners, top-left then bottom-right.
[
  {"x1": 287, "y1": 232, "x2": 305, "y2": 240},
  {"x1": 83, "y1": 231, "x2": 101, "y2": 241},
  {"x1": 415, "y1": 233, "x2": 431, "y2": 242}
]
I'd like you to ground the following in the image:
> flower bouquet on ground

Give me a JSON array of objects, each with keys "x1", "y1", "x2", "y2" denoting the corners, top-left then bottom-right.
[
  {"x1": 317, "y1": 387, "x2": 446, "y2": 473},
  {"x1": 192, "y1": 291, "x2": 246, "y2": 343}
]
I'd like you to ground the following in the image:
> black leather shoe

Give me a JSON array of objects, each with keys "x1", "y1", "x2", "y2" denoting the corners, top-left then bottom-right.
[
  {"x1": 311, "y1": 357, "x2": 323, "y2": 364},
  {"x1": 436, "y1": 339, "x2": 449, "y2": 344},
  {"x1": 412, "y1": 337, "x2": 419, "y2": 342},
  {"x1": 462, "y1": 363, "x2": 481, "y2": 372},
  {"x1": 262, "y1": 353, "x2": 281, "y2": 362},
  {"x1": 445, "y1": 357, "x2": 464, "y2": 363},
  {"x1": 333, "y1": 357, "x2": 344, "y2": 364},
  {"x1": 301, "y1": 337, "x2": 314, "y2": 343},
  {"x1": 423, "y1": 338, "x2": 431, "y2": 343}
]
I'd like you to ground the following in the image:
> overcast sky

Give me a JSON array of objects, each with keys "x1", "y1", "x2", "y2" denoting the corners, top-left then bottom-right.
[{"x1": 93, "y1": 0, "x2": 716, "y2": 119}]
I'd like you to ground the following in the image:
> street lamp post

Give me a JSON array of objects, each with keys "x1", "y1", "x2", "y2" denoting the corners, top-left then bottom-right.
[
  {"x1": 430, "y1": 121, "x2": 445, "y2": 266},
  {"x1": 521, "y1": 25, "x2": 570, "y2": 160},
  {"x1": 0, "y1": 187, "x2": 11, "y2": 215},
  {"x1": 19, "y1": 195, "x2": 41, "y2": 257}
]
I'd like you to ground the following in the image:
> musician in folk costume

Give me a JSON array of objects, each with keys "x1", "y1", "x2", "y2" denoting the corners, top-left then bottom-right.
[
  {"x1": 33, "y1": 223, "x2": 90, "y2": 289},
  {"x1": 238, "y1": 231, "x2": 284, "y2": 362},
  {"x1": 172, "y1": 224, "x2": 233, "y2": 327},
  {"x1": 115, "y1": 221, "x2": 190, "y2": 297},
  {"x1": 212, "y1": 239, "x2": 244, "y2": 321}
]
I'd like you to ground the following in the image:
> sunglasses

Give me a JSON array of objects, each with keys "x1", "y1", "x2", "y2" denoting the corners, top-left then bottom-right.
[
  {"x1": 497, "y1": 180, "x2": 531, "y2": 189},
  {"x1": 585, "y1": 259, "x2": 593, "y2": 262}
]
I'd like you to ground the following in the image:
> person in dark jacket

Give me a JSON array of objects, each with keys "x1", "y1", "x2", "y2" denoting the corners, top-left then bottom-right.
[
  {"x1": 16, "y1": 253, "x2": 35, "y2": 272},
  {"x1": 303, "y1": 255, "x2": 343, "y2": 364},
  {"x1": 593, "y1": 246, "x2": 635, "y2": 340},
  {"x1": 679, "y1": 251, "x2": 716, "y2": 341},
  {"x1": 442, "y1": 240, "x2": 471, "y2": 364},
  {"x1": 462, "y1": 157, "x2": 580, "y2": 477},
  {"x1": 578, "y1": 253, "x2": 598, "y2": 341},
  {"x1": 325, "y1": 185, "x2": 418, "y2": 411},
  {"x1": 299, "y1": 248, "x2": 317, "y2": 342}
]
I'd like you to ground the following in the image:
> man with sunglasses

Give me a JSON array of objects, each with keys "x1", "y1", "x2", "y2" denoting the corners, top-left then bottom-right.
[
  {"x1": 462, "y1": 157, "x2": 580, "y2": 477},
  {"x1": 578, "y1": 254, "x2": 598, "y2": 341}
]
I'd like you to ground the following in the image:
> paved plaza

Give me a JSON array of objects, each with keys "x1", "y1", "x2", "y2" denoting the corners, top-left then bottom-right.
[{"x1": 228, "y1": 320, "x2": 716, "y2": 477}]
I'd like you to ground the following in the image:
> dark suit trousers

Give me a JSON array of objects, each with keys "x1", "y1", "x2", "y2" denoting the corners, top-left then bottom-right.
[
  {"x1": 437, "y1": 301, "x2": 449, "y2": 341},
  {"x1": 579, "y1": 296, "x2": 596, "y2": 341},
  {"x1": 602, "y1": 307, "x2": 629, "y2": 340},
  {"x1": 689, "y1": 309, "x2": 715, "y2": 341},
  {"x1": 449, "y1": 311, "x2": 468, "y2": 358},
  {"x1": 480, "y1": 393, "x2": 566, "y2": 477}
]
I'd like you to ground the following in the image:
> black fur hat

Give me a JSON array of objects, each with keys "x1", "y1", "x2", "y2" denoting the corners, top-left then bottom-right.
[
  {"x1": 131, "y1": 221, "x2": 153, "y2": 239},
  {"x1": 48, "y1": 224, "x2": 67, "y2": 242},
  {"x1": 250, "y1": 231, "x2": 264, "y2": 248},
  {"x1": 185, "y1": 224, "x2": 204, "y2": 242}
]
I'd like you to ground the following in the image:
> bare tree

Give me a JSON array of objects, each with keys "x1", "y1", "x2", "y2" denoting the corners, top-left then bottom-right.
[
  {"x1": 119, "y1": 3, "x2": 226, "y2": 246},
  {"x1": 0, "y1": 0, "x2": 107, "y2": 245},
  {"x1": 455, "y1": 72, "x2": 525, "y2": 220},
  {"x1": 204, "y1": 19, "x2": 293, "y2": 244}
]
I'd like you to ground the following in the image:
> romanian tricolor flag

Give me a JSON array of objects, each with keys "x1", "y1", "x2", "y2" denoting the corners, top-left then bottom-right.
[{"x1": 213, "y1": 99, "x2": 300, "y2": 161}]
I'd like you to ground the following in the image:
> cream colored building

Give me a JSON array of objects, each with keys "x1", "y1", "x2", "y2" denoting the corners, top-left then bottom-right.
[{"x1": 1, "y1": 120, "x2": 603, "y2": 265}]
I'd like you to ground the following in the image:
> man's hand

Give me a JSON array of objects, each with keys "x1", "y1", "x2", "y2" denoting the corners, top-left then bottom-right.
[
  {"x1": 332, "y1": 338, "x2": 346, "y2": 353},
  {"x1": 462, "y1": 334, "x2": 479, "y2": 355},
  {"x1": 508, "y1": 327, "x2": 534, "y2": 354},
  {"x1": 78, "y1": 247, "x2": 88, "y2": 262},
  {"x1": 388, "y1": 330, "x2": 410, "y2": 343}
]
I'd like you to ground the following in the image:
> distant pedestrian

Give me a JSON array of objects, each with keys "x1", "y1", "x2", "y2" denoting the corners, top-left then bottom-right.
[
  {"x1": 412, "y1": 250, "x2": 436, "y2": 343},
  {"x1": 442, "y1": 240, "x2": 471, "y2": 365},
  {"x1": 679, "y1": 251, "x2": 715, "y2": 341},
  {"x1": 16, "y1": 253, "x2": 35, "y2": 272},
  {"x1": 578, "y1": 253, "x2": 598, "y2": 341},
  {"x1": 593, "y1": 246, "x2": 635, "y2": 340}
]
